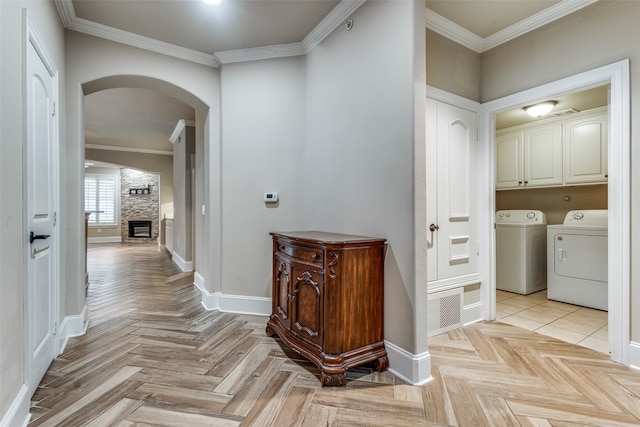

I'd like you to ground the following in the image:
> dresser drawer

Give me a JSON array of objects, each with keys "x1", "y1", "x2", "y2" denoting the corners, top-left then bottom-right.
[{"x1": 276, "y1": 243, "x2": 323, "y2": 265}]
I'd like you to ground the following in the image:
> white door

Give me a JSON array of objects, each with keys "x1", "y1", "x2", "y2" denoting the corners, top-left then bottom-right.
[
  {"x1": 26, "y1": 18, "x2": 58, "y2": 396},
  {"x1": 427, "y1": 99, "x2": 478, "y2": 283}
]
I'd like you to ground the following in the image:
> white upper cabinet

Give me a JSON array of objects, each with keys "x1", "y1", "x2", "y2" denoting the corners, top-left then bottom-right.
[
  {"x1": 563, "y1": 109, "x2": 608, "y2": 184},
  {"x1": 496, "y1": 108, "x2": 607, "y2": 190}
]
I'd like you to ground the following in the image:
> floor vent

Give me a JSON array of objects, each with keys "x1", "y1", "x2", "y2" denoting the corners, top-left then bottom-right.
[{"x1": 427, "y1": 288, "x2": 463, "y2": 337}]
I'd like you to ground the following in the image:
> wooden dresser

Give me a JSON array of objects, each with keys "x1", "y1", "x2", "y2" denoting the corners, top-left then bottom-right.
[{"x1": 266, "y1": 231, "x2": 388, "y2": 386}]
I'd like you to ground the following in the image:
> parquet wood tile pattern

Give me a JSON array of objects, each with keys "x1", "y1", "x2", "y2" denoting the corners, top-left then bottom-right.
[{"x1": 29, "y1": 243, "x2": 640, "y2": 426}]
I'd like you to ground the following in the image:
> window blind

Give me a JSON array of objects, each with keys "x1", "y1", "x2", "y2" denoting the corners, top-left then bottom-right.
[{"x1": 85, "y1": 174, "x2": 117, "y2": 226}]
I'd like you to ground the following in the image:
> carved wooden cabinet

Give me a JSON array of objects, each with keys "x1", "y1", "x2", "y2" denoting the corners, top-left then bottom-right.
[{"x1": 266, "y1": 231, "x2": 387, "y2": 386}]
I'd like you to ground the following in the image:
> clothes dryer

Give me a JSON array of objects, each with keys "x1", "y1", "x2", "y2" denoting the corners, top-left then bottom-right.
[
  {"x1": 547, "y1": 210, "x2": 608, "y2": 310},
  {"x1": 496, "y1": 210, "x2": 547, "y2": 295}
]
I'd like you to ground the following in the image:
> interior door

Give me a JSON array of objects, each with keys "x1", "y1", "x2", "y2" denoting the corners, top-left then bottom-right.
[
  {"x1": 26, "y1": 22, "x2": 58, "y2": 396},
  {"x1": 427, "y1": 99, "x2": 478, "y2": 283}
]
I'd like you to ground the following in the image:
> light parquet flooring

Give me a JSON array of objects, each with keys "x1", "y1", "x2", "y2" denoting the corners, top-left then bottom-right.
[{"x1": 29, "y1": 243, "x2": 640, "y2": 426}]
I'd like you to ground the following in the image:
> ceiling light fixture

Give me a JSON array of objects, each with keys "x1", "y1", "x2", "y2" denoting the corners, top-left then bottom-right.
[
  {"x1": 202, "y1": 0, "x2": 222, "y2": 4},
  {"x1": 524, "y1": 101, "x2": 557, "y2": 118}
]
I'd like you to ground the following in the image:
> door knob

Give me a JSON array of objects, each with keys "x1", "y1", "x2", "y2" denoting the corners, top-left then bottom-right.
[
  {"x1": 429, "y1": 224, "x2": 439, "y2": 232},
  {"x1": 30, "y1": 231, "x2": 50, "y2": 244}
]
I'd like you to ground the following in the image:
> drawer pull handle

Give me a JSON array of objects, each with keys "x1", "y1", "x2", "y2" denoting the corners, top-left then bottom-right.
[{"x1": 311, "y1": 253, "x2": 318, "y2": 259}]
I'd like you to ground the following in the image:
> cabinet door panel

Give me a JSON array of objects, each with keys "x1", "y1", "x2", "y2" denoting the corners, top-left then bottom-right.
[
  {"x1": 291, "y1": 267, "x2": 323, "y2": 347},
  {"x1": 525, "y1": 123, "x2": 563, "y2": 186},
  {"x1": 495, "y1": 131, "x2": 523, "y2": 189},
  {"x1": 563, "y1": 113, "x2": 608, "y2": 184},
  {"x1": 273, "y1": 257, "x2": 291, "y2": 327}
]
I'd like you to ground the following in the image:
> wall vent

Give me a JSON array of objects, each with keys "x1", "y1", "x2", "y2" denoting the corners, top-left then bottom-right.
[{"x1": 427, "y1": 288, "x2": 463, "y2": 337}]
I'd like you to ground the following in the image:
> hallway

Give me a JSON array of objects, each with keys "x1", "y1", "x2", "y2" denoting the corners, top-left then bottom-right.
[{"x1": 28, "y1": 243, "x2": 640, "y2": 426}]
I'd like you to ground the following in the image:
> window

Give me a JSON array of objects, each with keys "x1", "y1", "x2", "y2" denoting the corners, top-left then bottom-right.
[{"x1": 85, "y1": 174, "x2": 118, "y2": 226}]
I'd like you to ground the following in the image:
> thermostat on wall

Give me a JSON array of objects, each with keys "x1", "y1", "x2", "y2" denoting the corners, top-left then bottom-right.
[{"x1": 264, "y1": 192, "x2": 278, "y2": 203}]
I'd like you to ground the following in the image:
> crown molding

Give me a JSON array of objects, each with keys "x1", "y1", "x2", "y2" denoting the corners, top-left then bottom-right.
[
  {"x1": 427, "y1": 0, "x2": 598, "y2": 53},
  {"x1": 302, "y1": 0, "x2": 366, "y2": 52},
  {"x1": 215, "y1": 42, "x2": 306, "y2": 65},
  {"x1": 85, "y1": 143, "x2": 173, "y2": 156},
  {"x1": 55, "y1": 0, "x2": 366, "y2": 67},
  {"x1": 425, "y1": 8, "x2": 484, "y2": 52}
]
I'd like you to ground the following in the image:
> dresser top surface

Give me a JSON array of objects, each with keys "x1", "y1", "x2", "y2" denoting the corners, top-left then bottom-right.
[{"x1": 271, "y1": 231, "x2": 385, "y2": 245}]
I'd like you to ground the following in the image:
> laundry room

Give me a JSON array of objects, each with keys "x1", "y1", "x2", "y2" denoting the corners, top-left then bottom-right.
[{"x1": 493, "y1": 85, "x2": 609, "y2": 354}]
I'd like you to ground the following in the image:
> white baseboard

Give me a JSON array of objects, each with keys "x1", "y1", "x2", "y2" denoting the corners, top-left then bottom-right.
[
  {"x1": 630, "y1": 341, "x2": 640, "y2": 370},
  {"x1": 463, "y1": 302, "x2": 483, "y2": 326},
  {"x1": 194, "y1": 271, "x2": 205, "y2": 290},
  {"x1": 58, "y1": 305, "x2": 88, "y2": 355},
  {"x1": 197, "y1": 285, "x2": 271, "y2": 316},
  {"x1": 87, "y1": 236, "x2": 122, "y2": 243},
  {"x1": 384, "y1": 340, "x2": 432, "y2": 386},
  {"x1": 172, "y1": 252, "x2": 193, "y2": 272},
  {"x1": 0, "y1": 384, "x2": 30, "y2": 427}
]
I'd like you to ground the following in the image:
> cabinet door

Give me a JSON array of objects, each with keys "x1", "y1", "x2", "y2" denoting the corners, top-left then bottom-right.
[
  {"x1": 291, "y1": 266, "x2": 323, "y2": 347},
  {"x1": 495, "y1": 130, "x2": 523, "y2": 189},
  {"x1": 563, "y1": 112, "x2": 608, "y2": 184},
  {"x1": 524, "y1": 123, "x2": 563, "y2": 187},
  {"x1": 427, "y1": 99, "x2": 478, "y2": 283},
  {"x1": 273, "y1": 257, "x2": 292, "y2": 328}
]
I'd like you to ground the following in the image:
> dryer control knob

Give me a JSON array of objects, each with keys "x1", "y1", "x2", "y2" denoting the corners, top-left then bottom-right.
[
  {"x1": 527, "y1": 211, "x2": 536, "y2": 219},
  {"x1": 573, "y1": 212, "x2": 584, "y2": 220}
]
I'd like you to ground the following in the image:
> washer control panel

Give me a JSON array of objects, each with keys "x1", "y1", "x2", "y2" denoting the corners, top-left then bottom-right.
[
  {"x1": 496, "y1": 210, "x2": 547, "y2": 224},
  {"x1": 562, "y1": 210, "x2": 607, "y2": 226}
]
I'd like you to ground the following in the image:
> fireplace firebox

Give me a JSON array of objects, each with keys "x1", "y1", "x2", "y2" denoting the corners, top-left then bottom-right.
[{"x1": 128, "y1": 220, "x2": 152, "y2": 238}]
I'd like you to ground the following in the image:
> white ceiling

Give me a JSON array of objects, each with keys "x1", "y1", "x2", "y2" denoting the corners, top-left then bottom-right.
[{"x1": 70, "y1": 0, "x2": 600, "y2": 155}]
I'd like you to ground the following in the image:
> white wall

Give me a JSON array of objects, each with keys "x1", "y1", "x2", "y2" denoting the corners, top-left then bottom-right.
[
  {"x1": 305, "y1": 1, "x2": 425, "y2": 353},
  {"x1": 0, "y1": 0, "x2": 65, "y2": 424},
  {"x1": 220, "y1": 57, "x2": 307, "y2": 297}
]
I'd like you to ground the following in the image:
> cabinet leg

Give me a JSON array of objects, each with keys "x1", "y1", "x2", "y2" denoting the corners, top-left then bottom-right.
[
  {"x1": 321, "y1": 372, "x2": 347, "y2": 386},
  {"x1": 265, "y1": 324, "x2": 277, "y2": 337},
  {"x1": 375, "y1": 355, "x2": 389, "y2": 372}
]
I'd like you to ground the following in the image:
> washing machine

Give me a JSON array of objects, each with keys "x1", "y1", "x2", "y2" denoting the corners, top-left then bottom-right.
[
  {"x1": 547, "y1": 210, "x2": 608, "y2": 310},
  {"x1": 496, "y1": 210, "x2": 547, "y2": 295}
]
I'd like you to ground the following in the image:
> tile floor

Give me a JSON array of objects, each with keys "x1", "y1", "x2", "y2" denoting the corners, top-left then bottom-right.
[{"x1": 496, "y1": 289, "x2": 609, "y2": 355}]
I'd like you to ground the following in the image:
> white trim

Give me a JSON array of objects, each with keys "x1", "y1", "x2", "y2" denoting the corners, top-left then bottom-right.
[
  {"x1": 215, "y1": 42, "x2": 306, "y2": 65},
  {"x1": 462, "y1": 302, "x2": 483, "y2": 326},
  {"x1": 87, "y1": 236, "x2": 122, "y2": 243},
  {"x1": 0, "y1": 385, "x2": 30, "y2": 427},
  {"x1": 58, "y1": 305, "x2": 89, "y2": 355},
  {"x1": 54, "y1": 0, "x2": 366, "y2": 66},
  {"x1": 172, "y1": 252, "x2": 193, "y2": 272},
  {"x1": 85, "y1": 143, "x2": 173, "y2": 156},
  {"x1": 169, "y1": 119, "x2": 196, "y2": 144},
  {"x1": 194, "y1": 271, "x2": 205, "y2": 290},
  {"x1": 426, "y1": 0, "x2": 598, "y2": 53},
  {"x1": 425, "y1": 85, "x2": 480, "y2": 111},
  {"x1": 480, "y1": 60, "x2": 631, "y2": 366},
  {"x1": 384, "y1": 341, "x2": 432, "y2": 386},
  {"x1": 196, "y1": 285, "x2": 271, "y2": 316},
  {"x1": 301, "y1": 0, "x2": 367, "y2": 52},
  {"x1": 630, "y1": 342, "x2": 640, "y2": 370},
  {"x1": 425, "y1": 9, "x2": 483, "y2": 52}
]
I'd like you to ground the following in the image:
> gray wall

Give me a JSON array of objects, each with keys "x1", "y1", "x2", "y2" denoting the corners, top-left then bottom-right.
[
  {"x1": 0, "y1": 0, "x2": 65, "y2": 420},
  {"x1": 305, "y1": 1, "x2": 425, "y2": 352},
  {"x1": 426, "y1": 29, "x2": 481, "y2": 101},
  {"x1": 479, "y1": 1, "x2": 640, "y2": 341},
  {"x1": 172, "y1": 125, "x2": 195, "y2": 263}
]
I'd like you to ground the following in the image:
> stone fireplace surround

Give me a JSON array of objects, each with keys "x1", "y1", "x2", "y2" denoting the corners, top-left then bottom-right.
[{"x1": 120, "y1": 169, "x2": 159, "y2": 243}]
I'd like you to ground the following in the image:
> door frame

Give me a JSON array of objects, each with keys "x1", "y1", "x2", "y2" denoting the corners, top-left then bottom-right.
[
  {"x1": 23, "y1": 9, "x2": 61, "y2": 393},
  {"x1": 478, "y1": 60, "x2": 630, "y2": 365}
]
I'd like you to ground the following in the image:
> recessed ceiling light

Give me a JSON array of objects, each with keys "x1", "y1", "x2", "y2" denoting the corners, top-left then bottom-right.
[{"x1": 203, "y1": 0, "x2": 222, "y2": 5}]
